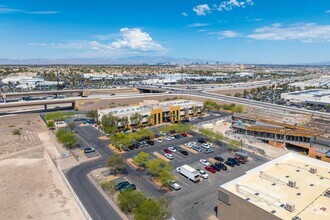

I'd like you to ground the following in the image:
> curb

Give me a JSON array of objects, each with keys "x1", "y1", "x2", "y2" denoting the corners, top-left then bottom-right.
[{"x1": 87, "y1": 174, "x2": 129, "y2": 220}]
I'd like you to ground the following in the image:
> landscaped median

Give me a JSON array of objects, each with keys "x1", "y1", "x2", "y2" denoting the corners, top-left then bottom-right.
[
  {"x1": 108, "y1": 144, "x2": 125, "y2": 154},
  {"x1": 153, "y1": 152, "x2": 170, "y2": 162}
]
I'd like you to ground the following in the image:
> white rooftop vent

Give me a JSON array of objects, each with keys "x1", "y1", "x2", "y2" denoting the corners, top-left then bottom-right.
[
  {"x1": 285, "y1": 202, "x2": 295, "y2": 212},
  {"x1": 309, "y1": 167, "x2": 317, "y2": 174},
  {"x1": 288, "y1": 180, "x2": 296, "y2": 188},
  {"x1": 325, "y1": 188, "x2": 330, "y2": 197},
  {"x1": 292, "y1": 217, "x2": 301, "y2": 220}
]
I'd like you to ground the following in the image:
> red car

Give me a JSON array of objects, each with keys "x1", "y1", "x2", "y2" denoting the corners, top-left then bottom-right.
[
  {"x1": 180, "y1": 132, "x2": 188, "y2": 137},
  {"x1": 205, "y1": 166, "x2": 216, "y2": 173},
  {"x1": 164, "y1": 148, "x2": 172, "y2": 154}
]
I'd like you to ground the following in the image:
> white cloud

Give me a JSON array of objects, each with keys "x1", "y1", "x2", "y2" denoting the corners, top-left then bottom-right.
[
  {"x1": 182, "y1": 12, "x2": 188, "y2": 17},
  {"x1": 111, "y1": 28, "x2": 164, "y2": 51},
  {"x1": 29, "y1": 28, "x2": 165, "y2": 57},
  {"x1": 247, "y1": 23, "x2": 330, "y2": 42},
  {"x1": 218, "y1": 30, "x2": 240, "y2": 38},
  {"x1": 208, "y1": 30, "x2": 240, "y2": 39},
  {"x1": 325, "y1": 10, "x2": 330, "y2": 13},
  {"x1": 216, "y1": 0, "x2": 254, "y2": 12},
  {"x1": 188, "y1": 23, "x2": 211, "y2": 27},
  {"x1": 193, "y1": 4, "x2": 211, "y2": 16},
  {"x1": 0, "y1": 6, "x2": 57, "y2": 14}
]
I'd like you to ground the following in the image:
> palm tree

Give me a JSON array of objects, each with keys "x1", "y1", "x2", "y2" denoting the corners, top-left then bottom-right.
[
  {"x1": 135, "y1": 113, "x2": 143, "y2": 128},
  {"x1": 168, "y1": 111, "x2": 176, "y2": 123},
  {"x1": 192, "y1": 106, "x2": 198, "y2": 117},
  {"x1": 184, "y1": 108, "x2": 189, "y2": 119},
  {"x1": 121, "y1": 116, "x2": 130, "y2": 130},
  {"x1": 147, "y1": 115, "x2": 154, "y2": 126}
]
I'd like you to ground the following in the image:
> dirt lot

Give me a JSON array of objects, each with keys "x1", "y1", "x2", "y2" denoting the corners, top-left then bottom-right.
[{"x1": 0, "y1": 114, "x2": 84, "y2": 220}]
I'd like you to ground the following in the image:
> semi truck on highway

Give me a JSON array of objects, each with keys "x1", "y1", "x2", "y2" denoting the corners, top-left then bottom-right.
[{"x1": 176, "y1": 164, "x2": 200, "y2": 183}]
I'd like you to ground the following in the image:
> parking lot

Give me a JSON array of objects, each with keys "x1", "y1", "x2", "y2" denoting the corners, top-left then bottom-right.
[{"x1": 73, "y1": 117, "x2": 269, "y2": 220}]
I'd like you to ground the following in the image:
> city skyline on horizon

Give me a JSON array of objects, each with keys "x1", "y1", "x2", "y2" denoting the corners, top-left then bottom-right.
[{"x1": 0, "y1": 0, "x2": 330, "y2": 64}]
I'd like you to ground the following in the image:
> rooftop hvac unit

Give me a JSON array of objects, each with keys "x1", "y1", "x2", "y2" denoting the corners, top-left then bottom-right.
[
  {"x1": 309, "y1": 167, "x2": 317, "y2": 174},
  {"x1": 325, "y1": 188, "x2": 330, "y2": 197},
  {"x1": 285, "y1": 202, "x2": 295, "y2": 212},
  {"x1": 292, "y1": 217, "x2": 301, "y2": 220},
  {"x1": 288, "y1": 180, "x2": 296, "y2": 188}
]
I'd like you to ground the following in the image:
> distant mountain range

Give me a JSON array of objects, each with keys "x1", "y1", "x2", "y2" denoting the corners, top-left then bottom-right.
[
  {"x1": 0, "y1": 56, "x2": 220, "y2": 65},
  {"x1": 0, "y1": 57, "x2": 328, "y2": 65}
]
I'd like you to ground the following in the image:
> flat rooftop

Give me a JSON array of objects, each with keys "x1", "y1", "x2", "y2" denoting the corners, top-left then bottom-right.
[
  {"x1": 221, "y1": 153, "x2": 330, "y2": 220},
  {"x1": 98, "y1": 99, "x2": 203, "y2": 117}
]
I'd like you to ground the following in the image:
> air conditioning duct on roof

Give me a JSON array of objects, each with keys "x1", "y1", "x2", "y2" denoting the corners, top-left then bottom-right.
[
  {"x1": 288, "y1": 180, "x2": 296, "y2": 188},
  {"x1": 325, "y1": 188, "x2": 330, "y2": 197},
  {"x1": 285, "y1": 202, "x2": 295, "y2": 212},
  {"x1": 309, "y1": 167, "x2": 317, "y2": 174}
]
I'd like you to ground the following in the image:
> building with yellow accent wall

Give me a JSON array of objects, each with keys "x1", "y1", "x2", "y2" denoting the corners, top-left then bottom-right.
[{"x1": 97, "y1": 99, "x2": 203, "y2": 128}]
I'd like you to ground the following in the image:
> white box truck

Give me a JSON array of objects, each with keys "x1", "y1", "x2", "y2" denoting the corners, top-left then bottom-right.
[{"x1": 176, "y1": 165, "x2": 200, "y2": 183}]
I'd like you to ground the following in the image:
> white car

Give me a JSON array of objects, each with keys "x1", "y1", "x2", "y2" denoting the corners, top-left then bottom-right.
[
  {"x1": 170, "y1": 181, "x2": 181, "y2": 190},
  {"x1": 168, "y1": 147, "x2": 177, "y2": 152},
  {"x1": 190, "y1": 142, "x2": 197, "y2": 146},
  {"x1": 201, "y1": 144, "x2": 210, "y2": 149},
  {"x1": 170, "y1": 136, "x2": 175, "y2": 140},
  {"x1": 198, "y1": 170, "x2": 209, "y2": 179},
  {"x1": 156, "y1": 139, "x2": 163, "y2": 143},
  {"x1": 184, "y1": 143, "x2": 192, "y2": 148},
  {"x1": 164, "y1": 136, "x2": 172, "y2": 141},
  {"x1": 165, "y1": 153, "x2": 174, "y2": 160},
  {"x1": 199, "y1": 159, "x2": 210, "y2": 166},
  {"x1": 204, "y1": 143, "x2": 213, "y2": 148}
]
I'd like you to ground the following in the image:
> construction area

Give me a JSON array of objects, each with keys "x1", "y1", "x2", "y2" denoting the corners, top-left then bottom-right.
[
  {"x1": 230, "y1": 109, "x2": 330, "y2": 162},
  {"x1": 217, "y1": 152, "x2": 330, "y2": 220}
]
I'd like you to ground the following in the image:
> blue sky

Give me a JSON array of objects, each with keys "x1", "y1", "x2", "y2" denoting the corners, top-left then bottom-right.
[{"x1": 0, "y1": 0, "x2": 329, "y2": 64}]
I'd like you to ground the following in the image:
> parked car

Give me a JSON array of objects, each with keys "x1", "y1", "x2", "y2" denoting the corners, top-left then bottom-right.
[
  {"x1": 180, "y1": 132, "x2": 188, "y2": 137},
  {"x1": 164, "y1": 148, "x2": 172, "y2": 154},
  {"x1": 164, "y1": 136, "x2": 172, "y2": 141},
  {"x1": 146, "y1": 140, "x2": 154, "y2": 145},
  {"x1": 215, "y1": 162, "x2": 227, "y2": 170},
  {"x1": 199, "y1": 159, "x2": 210, "y2": 166},
  {"x1": 156, "y1": 139, "x2": 163, "y2": 143},
  {"x1": 204, "y1": 149, "x2": 214, "y2": 154},
  {"x1": 198, "y1": 138, "x2": 207, "y2": 144},
  {"x1": 202, "y1": 143, "x2": 213, "y2": 148},
  {"x1": 205, "y1": 166, "x2": 217, "y2": 173},
  {"x1": 170, "y1": 181, "x2": 181, "y2": 190},
  {"x1": 179, "y1": 150, "x2": 189, "y2": 156},
  {"x1": 193, "y1": 146, "x2": 202, "y2": 152},
  {"x1": 214, "y1": 156, "x2": 224, "y2": 162},
  {"x1": 201, "y1": 143, "x2": 211, "y2": 149},
  {"x1": 173, "y1": 146, "x2": 181, "y2": 151},
  {"x1": 228, "y1": 158, "x2": 241, "y2": 166},
  {"x1": 174, "y1": 134, "x2": 182, "y2": 139},
  {"x1": 168, "y1": 147, "x2": 177, "y2": 152},
  {"x1": 225, "y1": 160, "x2": 235, "y2": 167},
  {"x1": 235, "y1": 156, "x2": 247, "y2": 164},
  {"x1": 114, "y1": 181, "x2": 130, "y2": 191},
  {"x1": 84, "y1": 147, "x2": 95, "y2": 153},
  {"x1": 211, "y1": 164, "x2": 221, "y2": 172},
  {"x1": 165, "y1": 153, "x2": 174, "y2": 160},
  {"x1": 120, "y1": 183, "x2": 136, "y2": 192},
  {"x1": 197, "y1": 169, "x2": 209, "y2": 179}
]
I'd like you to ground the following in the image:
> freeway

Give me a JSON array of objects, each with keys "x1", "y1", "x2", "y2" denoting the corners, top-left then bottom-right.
[{"x1": 1, "y1": 89, "x2": 329, "y2": 118}]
